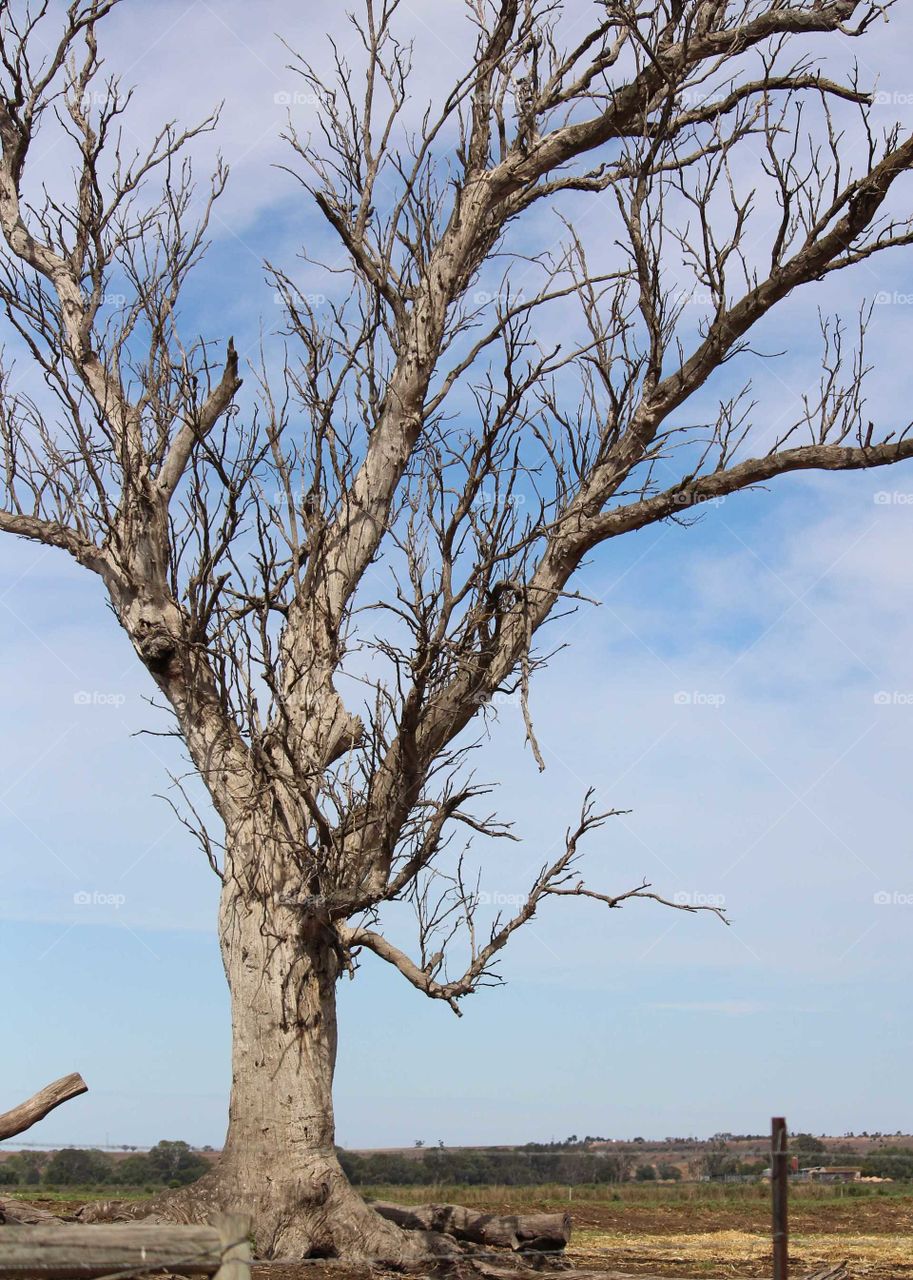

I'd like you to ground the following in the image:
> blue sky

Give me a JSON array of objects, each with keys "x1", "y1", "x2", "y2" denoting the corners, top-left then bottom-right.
[{"x1": 3, "y1": 0, "x2": 913, "y2": 1151}]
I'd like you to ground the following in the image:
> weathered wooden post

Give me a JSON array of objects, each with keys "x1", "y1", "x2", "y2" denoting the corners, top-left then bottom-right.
[
  {"x1": 214, "y1": 1213, "x2": 252, "y2": 1280},
  {"x1": 772, "y1": 1116, "x2": 789, "y2": 1280}
]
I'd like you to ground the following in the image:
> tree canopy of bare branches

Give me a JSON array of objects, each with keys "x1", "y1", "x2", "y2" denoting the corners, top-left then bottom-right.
[{"x1": 1, "y1": 0, "x2": 912, "y2": 1259}]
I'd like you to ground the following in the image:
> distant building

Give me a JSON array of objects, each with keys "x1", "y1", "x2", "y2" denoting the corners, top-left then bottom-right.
[
  {"x1": 761, "y1": 1165, "x2": 863, "y2": 1183},
  {"x1": 796, "y1": 1166, "x2": 863, "y2": 1183}
]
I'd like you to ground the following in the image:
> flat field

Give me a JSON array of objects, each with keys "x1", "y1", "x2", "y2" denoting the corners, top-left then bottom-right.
[
  {"x1": 6, "y1": 1181, "x2": 913, "y2": 1277},
  {"x1": 358, "y1": 1181, "x2": 913, "y2": 1277}
]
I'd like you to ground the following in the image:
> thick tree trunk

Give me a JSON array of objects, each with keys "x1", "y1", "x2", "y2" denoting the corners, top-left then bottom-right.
[
  {"x1": 101, "y1": 834, "x2": 543, "y2": 1263},
  {"x1": 71, "y1": 860, "x2": 570, "y2": 1261},
  {"x1": 152, "y1": 867, "x2": 416, "y2": 1262}
]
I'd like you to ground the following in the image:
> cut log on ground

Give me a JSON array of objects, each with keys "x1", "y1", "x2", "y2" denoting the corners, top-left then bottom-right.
[
  {"x1": 372, "y1": 1202, "x2": 572, "y2": 1252},
  {"x1": 0, "y1": 1074, "x2": 88, "y2": 1143}
]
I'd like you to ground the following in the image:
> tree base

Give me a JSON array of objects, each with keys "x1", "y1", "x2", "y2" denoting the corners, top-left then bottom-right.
[
  {"x1": 77, "y1": 1170, "x2": 570, "y2": 1266},
  {"x1": 78, "y1": 1165, "x2": 453, "y2": 1263}
]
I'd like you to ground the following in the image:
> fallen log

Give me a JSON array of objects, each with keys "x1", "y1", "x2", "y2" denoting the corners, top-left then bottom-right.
[
  {"x1": 0, "y1": 1201, "x2": 63, "y2": 1227},
  {"x1": 0, "y1": 1221, "x2": 244, "y2": 1278},
  {"x1": 372, "y1": 1202, "x2": 572, "y2": 1251},
  {"x1": 0, "y1": 1074, "x2": 88, "y2": 1142}
]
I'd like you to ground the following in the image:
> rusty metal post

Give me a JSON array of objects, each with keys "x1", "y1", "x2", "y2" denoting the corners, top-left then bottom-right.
[{"x1": 772, "y1": 1116, "x2": 789, "y2": 1280}]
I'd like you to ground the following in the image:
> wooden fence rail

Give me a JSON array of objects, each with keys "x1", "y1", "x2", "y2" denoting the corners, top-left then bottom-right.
[{"x1": 0, "y1": 1214, "x2": 251, "y2": 1280}]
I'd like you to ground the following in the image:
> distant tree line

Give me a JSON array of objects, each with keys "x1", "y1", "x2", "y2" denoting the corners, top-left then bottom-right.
[
  {"x1": 338, "y1": 1147, "x2": 682, "y2": 1186},
  {"x1": 860, "y1": 1148, "x2": 913, "y2": 1180},
  {"x1": 0, "y1": 1142, "x2": 209, "y2": 1188},
  {"x1": 5, "y1": 1137, "x2": 906, "y2": 1192},
  {"x1": 0, "y1": 1143, "x2": 684, "y2": 1191}
]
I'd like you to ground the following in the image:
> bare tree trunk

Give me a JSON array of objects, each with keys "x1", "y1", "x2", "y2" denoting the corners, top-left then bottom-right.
[{"x1": 153, "y1": 837, "x2": 413, "y2": 1261}]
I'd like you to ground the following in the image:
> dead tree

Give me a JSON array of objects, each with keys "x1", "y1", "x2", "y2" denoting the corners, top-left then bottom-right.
[{"x1": 1, "y1": 0, "x2": 912, "y2": 1261}]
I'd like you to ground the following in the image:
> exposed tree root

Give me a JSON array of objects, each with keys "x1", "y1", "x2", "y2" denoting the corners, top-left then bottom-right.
[{"x1": 76, "y1": 1177, "x2": 571, "y2": 1266}]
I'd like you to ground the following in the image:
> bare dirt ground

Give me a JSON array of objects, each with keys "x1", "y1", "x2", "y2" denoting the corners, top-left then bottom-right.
[{"x1": 523, "y1": 1191, "x2": 913, "y2": 1279}]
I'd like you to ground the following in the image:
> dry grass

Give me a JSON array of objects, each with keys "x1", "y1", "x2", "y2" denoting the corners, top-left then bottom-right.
[{"x1": 569, "y1": 1227, "x2": 913, "y2": 1277}]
